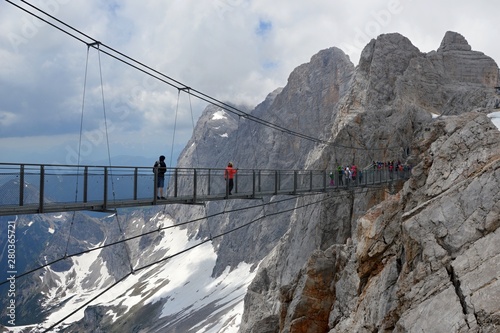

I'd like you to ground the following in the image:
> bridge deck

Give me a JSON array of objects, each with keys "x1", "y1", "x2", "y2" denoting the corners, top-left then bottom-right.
[{"x1": 0, "y1": 163, "x2": 409, "y2": 216}]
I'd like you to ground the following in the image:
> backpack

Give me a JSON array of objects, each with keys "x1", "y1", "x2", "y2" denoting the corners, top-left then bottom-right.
[{"x1": 153, "y1": 161, "x2": 159, "y2": 173}]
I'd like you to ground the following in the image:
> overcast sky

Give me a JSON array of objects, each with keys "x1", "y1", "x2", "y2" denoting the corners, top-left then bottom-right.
[{"x1": 1, "y1": 0, "x2": 499, "y2": 166}]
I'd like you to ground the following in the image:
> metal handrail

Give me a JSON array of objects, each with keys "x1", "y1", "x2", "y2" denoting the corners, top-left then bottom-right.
[{"x1": 0, "y1": 163, "x2": 411, "y2": 216}]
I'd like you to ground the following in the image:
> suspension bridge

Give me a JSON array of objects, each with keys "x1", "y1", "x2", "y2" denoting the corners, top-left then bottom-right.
[
  {"x1": 0, "y1": 162, "x2": 410, "y2": 217},
  {"x1": 0, "y1": 3, "x2": 411, "y2": 219}
]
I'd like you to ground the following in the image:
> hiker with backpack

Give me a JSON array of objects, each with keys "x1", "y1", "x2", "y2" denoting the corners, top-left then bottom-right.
[{"x1": 154, "y1": 155, "x2": 167, "y2": 199}]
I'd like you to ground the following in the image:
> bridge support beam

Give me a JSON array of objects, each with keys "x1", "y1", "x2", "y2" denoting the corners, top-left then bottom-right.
[
  {"x1": 39, "y1": 165, "x2": 44, "y2": 214},
  {"x1": 193, "y1": 169, "x2": 197, "y2": 202},
  {"x1": 19, "y1": 165, "x2": 24, "y2": 207},
  {"x1": 103, "y1": 167, "x2": 108, "y2": 211},
  {"x1": 84, "y1": 166, "x2": 88, "y2": 203}
]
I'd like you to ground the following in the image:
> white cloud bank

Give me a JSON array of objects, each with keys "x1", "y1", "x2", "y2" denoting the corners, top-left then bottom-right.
[{"x1": 0, "y1": 0, "x2": 498, "y2": 165}]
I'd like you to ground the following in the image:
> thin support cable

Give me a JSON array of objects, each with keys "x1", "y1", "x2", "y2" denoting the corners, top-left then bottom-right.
[
  {"x1": 96, "y1": 45, "x2": 117, "y2": 199},
  {"x1": 38, "y1": 191, "x2": 347, "y2": 332},
  {"x1": 0, "y1": 187, "x2": 383, "y2": 287},
  {"x1": 97, "y1": 45, "x2": 134, "y2": 274},
  {"x1": 169, "y1": 89, "x2": 181, "y2": 169},
  {"x1": 114, "y1": 213, "x2": 135, "y2": 273},
  {"x1": 188, "y1": 91, "x2": 201, "y2": 167},
  {"x1": 42, "y1": 271, "x2": 132, "y2": 333},
  {"x1": 204, "y1": 202, "x2": 213, "y2": 241},
  {"x1": 234, "y1": 115, "x2": 242, "y2": 162},
  {"x1": 261, "y1": 197, "x2": 267, "y2": 218},
  {"x1": 97, "y1": 44, "x2": 115, "y2": 200},
  {"x1": 64, "y1": 45, "x2": 90, "y2": 257},
  {"x1": 8, "y1": 0, "x2": 405, "y2": 153}
]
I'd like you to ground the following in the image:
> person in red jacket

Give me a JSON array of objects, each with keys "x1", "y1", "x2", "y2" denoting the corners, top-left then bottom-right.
[{"x1": 224, "y1": 162, "x2": 237, "y2": 195}]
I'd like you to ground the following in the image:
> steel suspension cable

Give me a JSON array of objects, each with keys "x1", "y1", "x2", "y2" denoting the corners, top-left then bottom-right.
[
  {"x1": 7, "y1": 0, "x2": 403, "y2": 153},
  {"x1": 96, "y1": 45, "x2": 135, "y2": 273},
  {"x1": 188, "y1": 91, "x2": 201, "y2": 167},
  {"x1": 169, "y1": 89, "x2": 181, "y2": 169},
  {"x1": 40, "y1": 191, "x2": 348, "y2": 332},
  {"x1": 0, "y1": 190, "x2": 337, "y2": 286},
  {"x1": 64, "y1": 45, "x2": 91, "y2": 257}
]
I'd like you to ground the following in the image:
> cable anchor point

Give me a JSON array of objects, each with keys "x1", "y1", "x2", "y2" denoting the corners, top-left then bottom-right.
[{"x1": 87, "y1": 41, "x2": 101, "y2": 48}]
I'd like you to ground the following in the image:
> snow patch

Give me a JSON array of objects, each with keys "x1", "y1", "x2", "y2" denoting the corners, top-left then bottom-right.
[
  {"x1": 220, "y1": 133, "x2": 229, "y2": 138},
  {"x1": 34, "y1": 212, "x2": 256, "y2": 333},
  {"x1": 212, "y1": 110, "x2": 227, "y2": 120},
  {"x1": 40, "y1": 245, "x2": 112, "y2": 329}
]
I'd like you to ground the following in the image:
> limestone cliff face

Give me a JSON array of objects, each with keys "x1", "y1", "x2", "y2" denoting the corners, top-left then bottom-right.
[
  {"x1": 171, "y1": 46, "x2": 355, "y2": 278},
  {"x1": 349, "y1": 112, "x2": 500, "y2": 332},
  {"x1": 239, "y1": 32, "x2": 500, "y2": 333}
]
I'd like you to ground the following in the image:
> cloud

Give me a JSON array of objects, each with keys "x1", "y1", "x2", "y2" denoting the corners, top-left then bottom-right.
[{"x1": 0, "y1": 0, "x2": 498, "y2": 165}]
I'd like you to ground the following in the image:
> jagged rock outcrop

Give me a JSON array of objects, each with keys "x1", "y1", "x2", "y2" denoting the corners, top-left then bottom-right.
[{"x1": 239, "y1": 32, "x2": 500, "y2": 333}]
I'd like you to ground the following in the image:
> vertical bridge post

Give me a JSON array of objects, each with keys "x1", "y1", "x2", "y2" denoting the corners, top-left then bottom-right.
[
  {"x1": 19, "y1": 164, "x2": 24, "y2": 206},
  {"x1": 133, "y1": 167, "x2": 138, "y2": 200},
  {"x1": 252, "y1": 170, "x2": 256, "y2": 198},
  {"x1": 208, "y1": 169, "x2": 211, "y2": 195},
  {"x1": 103, "y1": 167, "x2": 108, "y2": 211},
  {"x1": 84, "y1": 166, "x2": 88, "y2": 203},
  {"x1": 39, "y1": 165, "x2": 44, "y2": 214},
  {"x1": 193, "y1": 169, "x2": 197, "y2": 202},
  {"x1": 274, "y1": 170, "x2": 278, "y2": 195},
  {"x1": 293, "y1": 170, "x2": 297, "y2": 195}
]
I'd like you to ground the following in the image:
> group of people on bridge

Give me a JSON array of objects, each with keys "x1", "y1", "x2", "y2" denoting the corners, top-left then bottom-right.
[
  {"x1": 153, "y1": 153, "x2": 412, "y2": 199},
  {"x1": 329, "y1": 164, "x2": 362, "y2": 186},
  {"x1": 329, "y1": 160, "x2": 412, "y2": 187},
  {"x1": 153, "y1": 156, "x2": 238, "y2": 198}
]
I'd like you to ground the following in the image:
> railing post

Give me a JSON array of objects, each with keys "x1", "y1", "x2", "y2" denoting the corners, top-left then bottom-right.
[
  {"x1": 235, "y1": 171, "x2": 238, "y2": 194},
  {"x1": 323, "y1": 170, "x2": 327, "y2": 192},
  {"x1": 274, "y1": 170, "x2": 278, "y2": 195},
  {"x1": 39, "y1": 165, "x2": 44, "y2": 213},
  {"x1": 309, "y1": 170, "x2": 313, "y2": 191},
  {"x1": 103, "y1": 167, "x2": 108, "y2": 211},
  {"x1": 258, "y1": 170, "x2": 261, "y2": 193},
  {"x1": 293, "y1": 170, "x2": 297, "y2": 194},
  {"x1": 193, "y1": 169, "x2": 197, "y2": 202},
  {"x1": 278, "y1": 170, "x2": 281, "y2": 191},
  {"x1": 153, "y1": 168, "x2": 158, "y2": 204},
  {"x1": 208, "y1": 169, "x2": 211, "y2": 195},
  {"x1": 84, "y1": 166, "x2": 88, "y2": 203},
  {"x1": 252, "y1": 170, "x2": 256, "y2": 197},
  {"x1": 133, "y1": 167, "x2": 138, "y2": 200},
  {"x1": 19, "y1": 165, "x2": 24, "y2": 206},
  {"x1": 174, "y1": 168, "x2": 178, "y2": 198}
]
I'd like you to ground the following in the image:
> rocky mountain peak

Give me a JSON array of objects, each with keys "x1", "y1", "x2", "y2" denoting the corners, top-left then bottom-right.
[
  {"x1": 5, "y1": 30, "x2": 500, "y2": 333},
  {"x1": 438, "y1": 30, "x2": 472, "y2": 52}
]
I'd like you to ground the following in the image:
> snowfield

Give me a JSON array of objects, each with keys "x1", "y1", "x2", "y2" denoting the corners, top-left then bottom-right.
[{"x1": 13, "y1": 215, "x2": 257, "y2": 332}]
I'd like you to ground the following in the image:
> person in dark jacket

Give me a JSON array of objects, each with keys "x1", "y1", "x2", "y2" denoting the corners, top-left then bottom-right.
[{"x1": 154, "y1": 155, "x2": 167, "y2": 199}]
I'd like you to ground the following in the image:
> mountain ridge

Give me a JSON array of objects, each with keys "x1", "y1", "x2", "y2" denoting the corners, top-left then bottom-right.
[{"x1": 1, "y1": 30, "x2": 499, "y2": 332}]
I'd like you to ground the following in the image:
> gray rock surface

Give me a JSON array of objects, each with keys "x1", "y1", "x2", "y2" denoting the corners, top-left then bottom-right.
[{"x1": 239, "y1": 31, "x2": 500, "y2": 333}]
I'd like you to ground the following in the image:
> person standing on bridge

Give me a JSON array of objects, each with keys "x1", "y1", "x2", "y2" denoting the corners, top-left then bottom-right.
[
  {"x1": 224, "y1": 162, "x2": 237, "y2": 196},
  {"x1": 154, "y1": 155, "x2": 167, "y2": 199}
]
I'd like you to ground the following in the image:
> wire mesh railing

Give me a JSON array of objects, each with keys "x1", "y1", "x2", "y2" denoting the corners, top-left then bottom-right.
[{"x1": 0, "y1": 163, "x2": 411, "y2": 216}]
